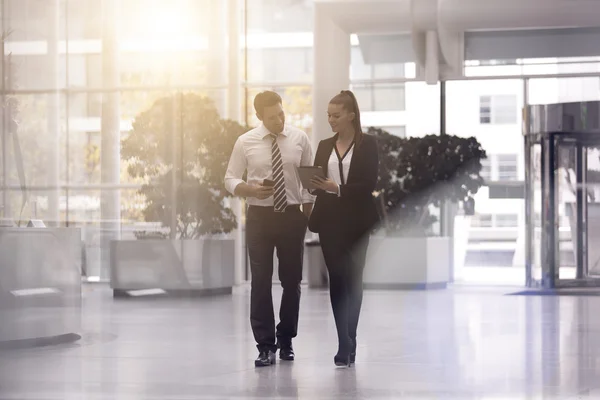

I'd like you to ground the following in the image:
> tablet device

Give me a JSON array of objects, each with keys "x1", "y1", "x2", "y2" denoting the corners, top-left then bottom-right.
[{"x1": 296, "y1": 166, "x2": 325, "y2": 189}]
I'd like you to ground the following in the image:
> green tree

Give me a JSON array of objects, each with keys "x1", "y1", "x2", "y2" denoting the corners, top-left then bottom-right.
[{"x1": 122, "y1": 93, "x2": 248, "y2": 238}]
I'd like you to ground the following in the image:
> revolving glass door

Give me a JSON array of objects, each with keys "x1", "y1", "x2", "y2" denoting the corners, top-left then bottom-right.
[{"x1": 525, "y1": 101, "x2": 600, "y2": 288}]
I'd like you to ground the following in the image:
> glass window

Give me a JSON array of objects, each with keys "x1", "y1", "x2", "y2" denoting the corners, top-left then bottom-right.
[
  {"x1": 4, "y1": 0, "x2": 68, "y2": 91},
  {"x1": 1, "y1": 93, "x2": 67, "y2": 224},
  {"x1": 373, "y1": 63, "x2": 405, "y2": 79},
  {"x1": 245, "y1": 0, "x2": 314, "y2": 86},
  {"x1": 351, "y1": 39, "x2": 406, "y2": 80},
  {"x1": 477, "y1": 59, "x2": 519, "y2": 66},
  {"x1": 246, "y1": 0, "x2": 313, "y2": 33},
  {"x1": 67, "y1": 54, "x2": 101, "y2": 89},
  {"x1": 480, "y1": 94, "x2": 517, "y2": 124},
  {"x1": 471, "y1": 214, "x2": 493, "y2": 227},
  {"x1": 117, "y1": 0, "x2": 228, "y2": 87},
  {"x1": 120, "y1": 0, "x2": 209, "y2": 38},
  {"x1": 120, "y1": 52, "x2": 214, "y2": 87},
  {"x1": 66, "y1": 0, "x2": 102, "y2": 40},
  {"x1": 380, "y1": 126, "x2": 406, "y2": 137},
  {"x1": 352, "y1": 84, "x2": 374, "y2": 112},
  {"x1": 497, "y1": 154, "x2": 519, "y2": 181},
  {"x1": 245, "y1": 86, "x2": 312, "y2": 136},
  {"x1": 493, "y1": 95, "x2": 518, "y2": 124},
  {"x1": 479, "y1": 95, "x2": 492, "y2": 124},
  {"x1": 5, "y1": 94, "x2": 67, "y2": 185},
  {"x1": 495, "y1": 214, "x2": 518, "y2": 227},
  {"x1": 10, "y1": 55, "x2": 67, "y2": 91},
  {"x1": 351, "y1": 83, "x2": 405, "y2": 112},
  {"x1": 529, "y1": 77, "x2": 600, "y2": 104},
  {"x1": 373, "y1": 84, "x2": 406, "y2": 111},
  {"x1": 480, "y1": 158, "x2": 492, "y2": 182},
  {"x1": 350, "y1": 47, "x2": 372, "y2": 81},
  {"x1": 5, "y1": 0, "x2": 66, "y2": 41},
  {"x1": 247, "y1": 48, "x2": 312, "y2": 84}
]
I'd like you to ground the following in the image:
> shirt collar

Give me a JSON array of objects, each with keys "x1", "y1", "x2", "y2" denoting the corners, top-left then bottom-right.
[{"x1": 259, "y1": 123, "x2": 289, "y2": 139}]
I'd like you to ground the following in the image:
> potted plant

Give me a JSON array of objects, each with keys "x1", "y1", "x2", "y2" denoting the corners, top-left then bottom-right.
[
  {"x1": 110, "y1": 93, "x2": 248, "y2": 296},
  {"x1": 364, "y1": 128, "x2": 487, "y2": 289}
]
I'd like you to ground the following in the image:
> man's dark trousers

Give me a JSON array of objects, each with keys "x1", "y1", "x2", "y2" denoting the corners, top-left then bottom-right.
[{"x1": 246, "y1": 204, "x2": 308, "y2": 352}]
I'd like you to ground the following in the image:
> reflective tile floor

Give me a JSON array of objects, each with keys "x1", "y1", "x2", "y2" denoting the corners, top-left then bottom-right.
[{"x1": 2, "y1": 284, "x2": 600, "y2": 399}]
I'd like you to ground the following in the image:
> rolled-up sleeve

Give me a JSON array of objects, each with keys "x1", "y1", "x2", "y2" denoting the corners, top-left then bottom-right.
[
  {"x1": 224, "y1": 137, "x2": 246, "y2": 195},
  {"x1": 300, "y1": 134, "x2": 315, "y2": 204}
]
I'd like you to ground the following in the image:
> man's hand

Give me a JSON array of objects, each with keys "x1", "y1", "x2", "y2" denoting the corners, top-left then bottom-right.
[
  {"x1": 252, "y1": 184, "x2": 274, "y2": 200},
  {"x1": 234, "y1": 182, "x2": 274, "y2": 199}
]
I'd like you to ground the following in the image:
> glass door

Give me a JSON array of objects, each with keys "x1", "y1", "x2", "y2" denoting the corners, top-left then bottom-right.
[
  {"x1": 555, "y1": 140, "x2": 578, "y2": 281},
  {"x1": 525, "y1": 135, "x2": 543, "y2": 287},
  {"x1": 583, "y1": 145, "x2": 600, "y2": 278},
  {"x1": 525, "y1": 102, "x2": 600, "y2": 288},
  {"x1": 553, "y1": 135, "x2": 600, "y2": 288}
]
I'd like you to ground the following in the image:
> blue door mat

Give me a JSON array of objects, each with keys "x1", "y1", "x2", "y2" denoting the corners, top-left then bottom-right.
[{"x1": 508, "y1": 289, "x2": 600, "y2": 296}]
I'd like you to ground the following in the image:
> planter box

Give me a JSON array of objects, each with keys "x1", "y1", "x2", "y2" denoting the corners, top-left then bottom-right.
[
  {"x1": 305, "y1": 239, "x2": 328, "y2": 288},
  {"x1": 364, "y1": 236, "x2": 451, "y2": 290},
  {"x1": 110, "y1": 238, "x2": 235, "y2": 297},
  {"x1": 0, "y1": 228, "x2": 81, "y2": 345}
]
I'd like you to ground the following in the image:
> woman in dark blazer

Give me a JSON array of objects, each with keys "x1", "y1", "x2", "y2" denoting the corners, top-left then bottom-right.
[{"x1": 308, "y1": 90, "x2": 379, "y2": 367}]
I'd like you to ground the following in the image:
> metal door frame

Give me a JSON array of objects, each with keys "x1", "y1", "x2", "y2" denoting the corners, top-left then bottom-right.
[{"x1": 543, "y1": 132, "x2": 600, "y2": 288}]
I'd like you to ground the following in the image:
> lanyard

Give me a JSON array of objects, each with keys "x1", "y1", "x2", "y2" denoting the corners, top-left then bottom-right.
[{"x1": 334, "y1": 141, "x2": 355, "y2": 185}]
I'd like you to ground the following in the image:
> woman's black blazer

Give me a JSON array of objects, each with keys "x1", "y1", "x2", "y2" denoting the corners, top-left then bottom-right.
[{"x1": 308, "y1": 133, "x2": 379, "y2": 235}]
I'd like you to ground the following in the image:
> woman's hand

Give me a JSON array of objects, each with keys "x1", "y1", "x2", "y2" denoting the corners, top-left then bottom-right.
[{"x1": 310, "y1": 176, "x2": 339, "y2": 194}]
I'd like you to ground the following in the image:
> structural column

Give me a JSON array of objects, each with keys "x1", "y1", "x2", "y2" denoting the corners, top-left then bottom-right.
[
  {"x1": 47, "y1": 0, "x2": 60, "y2": 226},
  {"x1": 1, "y1": 0, "x2": 10, "y2": 220},
  {"x1": 227, "y1": 0, "x2": 240, "y2": 121},
  {"x1": 207, "y1": 0, "x2": 227, "y2": 114},
  {"x1": 227, "y1": 0, "x2": 244, "y2": 285},
  {"x1": 312, "y1": 4, "x2": 351, "y2": 147},
  {"x1": 100, "y1": 0, "x2": 121, "y2": 280}
]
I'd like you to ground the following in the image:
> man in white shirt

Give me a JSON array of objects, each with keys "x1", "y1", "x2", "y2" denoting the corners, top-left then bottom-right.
[{"x1": 224, "y1": 91, "x2": 314, "y2": 367}]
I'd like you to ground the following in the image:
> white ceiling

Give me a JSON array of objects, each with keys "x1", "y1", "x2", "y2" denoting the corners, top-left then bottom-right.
[
  {"x1": 316, "y1": 0, "x2": 411, "y2": 34},
  {"x1": 315, "y1": 0, "x2": 600, "y2": 34}
]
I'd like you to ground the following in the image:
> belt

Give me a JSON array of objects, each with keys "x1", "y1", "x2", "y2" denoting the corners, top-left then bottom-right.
[{"x1": 248, "y1": 204, "x2": 301, "y2": 213}]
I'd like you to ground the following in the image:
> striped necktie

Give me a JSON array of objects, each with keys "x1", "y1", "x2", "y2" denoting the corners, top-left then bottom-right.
[{"x1": 270, "y1": 134, "x2": 288, "y2": 212}]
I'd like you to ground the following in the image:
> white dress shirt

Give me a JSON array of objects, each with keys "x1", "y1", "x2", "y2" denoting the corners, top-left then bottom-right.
[
  {"x1": 225, "y1": 123, "x2": 314, "y2": 206},
  {"x1": 327, "y1": 144, "x2": 354, "y2": 195}
]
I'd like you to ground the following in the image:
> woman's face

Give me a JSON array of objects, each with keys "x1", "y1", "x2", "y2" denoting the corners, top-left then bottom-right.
[{"x1": 327, "y1": 103, "x2": 354, "y2": 133}]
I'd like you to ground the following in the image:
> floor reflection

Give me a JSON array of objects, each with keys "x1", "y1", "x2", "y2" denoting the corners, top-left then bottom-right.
[{"x1": 1, "y1": 284, "x2": 600, "y2": 399}]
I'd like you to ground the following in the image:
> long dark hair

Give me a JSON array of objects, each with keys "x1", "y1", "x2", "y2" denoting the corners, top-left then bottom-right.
[{"x1": 329, "y1": 89, "x2": 363, "y2": 145}]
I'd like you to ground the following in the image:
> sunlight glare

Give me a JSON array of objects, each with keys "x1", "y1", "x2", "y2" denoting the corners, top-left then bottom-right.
[
  {"x1": 124, "y1": 2, "x2": 202, "y2": 53},
  {"x1": 128, "y1": 3, "x2": 193, "y2": 41}
]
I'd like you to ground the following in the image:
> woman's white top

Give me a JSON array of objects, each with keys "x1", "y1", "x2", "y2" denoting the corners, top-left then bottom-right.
[{"x1": 327, "y1": 142, "x2": 355, "y2": 195}]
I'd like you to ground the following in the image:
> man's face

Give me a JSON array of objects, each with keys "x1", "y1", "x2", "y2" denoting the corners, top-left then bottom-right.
[{"x1": 258, "y1": 102, "x2": 285, "y2": 134}]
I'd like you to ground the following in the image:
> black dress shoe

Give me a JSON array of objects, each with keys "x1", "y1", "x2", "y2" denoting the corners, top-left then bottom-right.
[
  {"x1": 279, "y1": 345, "x2": 295, "y2": 361},
  {"x1": 255, "y1": 350, "x2": 276, "y2": 367}
]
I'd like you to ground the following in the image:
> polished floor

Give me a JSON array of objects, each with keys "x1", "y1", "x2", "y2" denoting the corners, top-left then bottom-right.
[{"x1": 2, "y1": 284, "x2": 600, "y2": 399}]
